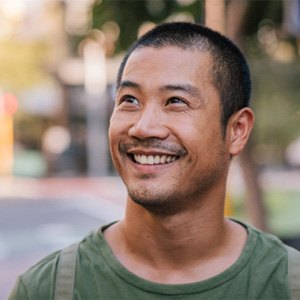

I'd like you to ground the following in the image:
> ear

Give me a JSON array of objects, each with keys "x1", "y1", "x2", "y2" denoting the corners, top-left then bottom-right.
[{"x1": 227, "y1": 108, "x2": 254, "y2": 157}]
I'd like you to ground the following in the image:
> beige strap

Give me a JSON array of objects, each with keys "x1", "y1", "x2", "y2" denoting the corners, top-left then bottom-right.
[
  {"x1": 286, "y1": 245, "x2": 300, "y2": 300},
  {"x1": 54, "y1": 242, "x2": 79, "y2": 300}
]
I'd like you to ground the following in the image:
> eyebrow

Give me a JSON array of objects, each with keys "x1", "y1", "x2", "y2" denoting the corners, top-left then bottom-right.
[
  {"x1": 119, "y1": 81, "x2": 201, "y2": 98},
  {"x1": 159, "y1": 84, "x2": 201, "y2": 98},
  {"x1": 118, "y1": 80, "x2": 140, "y2": 90}
]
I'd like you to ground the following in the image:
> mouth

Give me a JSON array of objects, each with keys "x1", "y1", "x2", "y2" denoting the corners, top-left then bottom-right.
[
  {"x1": 120, "y1": 140, "x2": 186, "y2": 167},
  {"x1": 129, "y1": 153, "x2": 179, "y2": 165}
]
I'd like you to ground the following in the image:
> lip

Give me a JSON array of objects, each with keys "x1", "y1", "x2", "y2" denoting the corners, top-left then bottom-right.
[
  {"x1": 126, "y1": 148, "x2": 181, "y2": 164},
  {"x1": 119, "y1": 140, "x2": 187, "y2": 157},
  {"x1": 126, "y1": 147, "x2": 180, "y2": 156},
  {"x1": 118, "y1": 142, "x2": 187, "y2": 175},
  {"x1": 125, "y1": 151, "x2": 180, "y2": 175},
  {"x1": 130, "y1": 159, "x2": 177, "y2": 175}
]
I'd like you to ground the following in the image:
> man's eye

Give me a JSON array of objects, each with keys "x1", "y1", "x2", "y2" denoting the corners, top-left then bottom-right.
[
  {"x1": 120, "y1": 95, "x2": 139, "y2": 105},
  {"x1": 166, "y1": 97, "x2": 187, "y2": 105}
]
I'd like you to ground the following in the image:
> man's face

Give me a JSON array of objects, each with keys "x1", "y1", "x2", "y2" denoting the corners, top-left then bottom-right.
[{"x1": 109, "y1": 46, "x2": 231, "y2": 214}]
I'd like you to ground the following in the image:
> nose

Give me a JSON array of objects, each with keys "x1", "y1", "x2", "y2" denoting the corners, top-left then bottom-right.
[{"x1": 128, "y1": 105, "x2": 169, "y2": 140}]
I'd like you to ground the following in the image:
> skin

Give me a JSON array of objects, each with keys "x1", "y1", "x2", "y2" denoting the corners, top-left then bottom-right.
[{"x1": 106, "y1": 46, "x2": 254, "y2": 284}]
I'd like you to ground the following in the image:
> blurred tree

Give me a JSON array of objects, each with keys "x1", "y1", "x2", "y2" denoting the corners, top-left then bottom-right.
[
  {"x1": 92, "y1": 0, "x2": 203, "y2": 53},
  {"x1": 227, "y1": 0, "x2": 299, "y2": 230},
  {"x1": 231, "y1": 0, "x2": 300, "y2": 167},
  {"x1": 0, "y1": 38, "x2": 59, "y2": 173},
  {"x1": 0, "y1": 40, "x2": 48, "y2": 91},
  {"x1": 87, "y1": 0, "x2": 300, "y2": 230},
  {"x1": 14, "y1": 111, "x2": 53, "y2": 150},
  {"x1": 251, "y1": 58, "x2": 300, "y2": 163}
]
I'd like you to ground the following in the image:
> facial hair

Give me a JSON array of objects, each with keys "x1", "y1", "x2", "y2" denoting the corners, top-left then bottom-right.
[{"x1": 120, "y1": 138, "x2": 228, "y2": 217}]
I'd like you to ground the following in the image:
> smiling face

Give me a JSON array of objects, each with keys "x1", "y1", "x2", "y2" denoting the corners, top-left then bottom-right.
[{"x1": 109, "y1": 46, "x2": 231, "y2": 215}]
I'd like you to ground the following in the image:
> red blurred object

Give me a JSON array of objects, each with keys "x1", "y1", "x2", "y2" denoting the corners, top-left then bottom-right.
[{"x1": 2, "y1": 92, "x2": 18, "y2": 115}]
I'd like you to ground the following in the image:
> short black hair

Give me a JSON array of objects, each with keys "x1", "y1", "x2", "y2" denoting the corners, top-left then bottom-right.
[{"x1": 116, "y1": 22, "x2": 251, "y2": 132}]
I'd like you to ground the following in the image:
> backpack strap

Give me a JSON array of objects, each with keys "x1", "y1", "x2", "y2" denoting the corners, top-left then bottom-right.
[
  {"x1": 54, "y1": 242, "x2": 80, "y2": 300},
  {"x1": 286, "y1": 245, "x2": 300, "y2": 300}
]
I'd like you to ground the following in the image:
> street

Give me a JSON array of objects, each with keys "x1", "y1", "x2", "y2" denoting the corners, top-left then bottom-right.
[
  {"x1": 0, "y1": 176, "x2": 126, "y2": 300},
  {"x1": 0, "y1": 170, "x2": 299, "y2": 299}
]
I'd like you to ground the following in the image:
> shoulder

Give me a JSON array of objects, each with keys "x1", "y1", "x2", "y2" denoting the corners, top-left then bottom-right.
[
  {"x1": 8, "y1": 227, "x2": 105, "y2": 300},
  {"x1": 8, "y1": 250, "x2": 61, "y2": 300},
  {"x1": 233, "y1": 220, "x2": 300, "y2": 296},
  {"x1": 236, "y1": 219, "x2": 288, "y2": 251},
  {"x1": 233, "y1": 219, "x2": 291, "y2": 267}
]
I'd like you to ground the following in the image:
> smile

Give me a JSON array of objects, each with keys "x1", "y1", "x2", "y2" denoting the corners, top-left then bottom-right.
[{"x1": 132, "y1": 154, "x2": 178, "y2": 165}]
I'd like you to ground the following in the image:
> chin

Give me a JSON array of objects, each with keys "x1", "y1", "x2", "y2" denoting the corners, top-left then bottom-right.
[{"x1": 128, "y1": 187, "x2": 183, "y2": 216}]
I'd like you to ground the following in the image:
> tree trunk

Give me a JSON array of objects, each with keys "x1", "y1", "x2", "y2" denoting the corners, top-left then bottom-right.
[
  {"x1": 226, "y1": 1, "x2": 268, "y2": 231},
  {"x1": 239, "y1": 146, "x2": 268, "y2": 231},
  {"x1": 205, "y1": 0, "x2": 268, "y2": 230}
]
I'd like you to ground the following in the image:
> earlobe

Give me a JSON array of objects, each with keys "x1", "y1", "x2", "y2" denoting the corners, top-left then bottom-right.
[{"x1": 228, "y1": 108, "x2": 254, "y2": 157}]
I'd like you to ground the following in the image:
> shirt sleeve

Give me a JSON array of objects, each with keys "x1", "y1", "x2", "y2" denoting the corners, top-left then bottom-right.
[
  {"x1": 7, "y1": 250, "x2": 60, "y2": 300},
  {"x1": 8, "y1": 277, "x2": 30, "y2": 300}
]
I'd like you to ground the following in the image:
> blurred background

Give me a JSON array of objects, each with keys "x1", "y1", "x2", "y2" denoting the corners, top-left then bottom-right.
[{"x1": 0, "y1": 0, "x2": 300, "y2": 298}]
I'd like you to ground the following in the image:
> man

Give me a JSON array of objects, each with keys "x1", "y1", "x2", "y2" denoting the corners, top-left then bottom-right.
[{"x1": 9, "y1": 22, "x2": 300, "y2": 300}]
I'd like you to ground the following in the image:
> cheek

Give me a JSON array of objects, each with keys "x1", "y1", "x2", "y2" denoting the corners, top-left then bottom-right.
[
  {"x1": 109, "y1": 113, "x2": 127, "y2": 141},
  {"x1": 108, "y1": 125, "x2": 116, "y2": 151},
  {"x1": 110, "y1": 110, "x2": 135, "y2": 133},
  {"x1": 108, "y1": 114, "x2": 132, "y2": 165},
  {"x1": 108, "y1": 125, "x2": 123, "y2": 173},
  {"x1": 189, "y1": 126, "x2": 223, "y2": 159},
  {"x1": 108, "y1": 122, "x2": 121, "y2": 158}
]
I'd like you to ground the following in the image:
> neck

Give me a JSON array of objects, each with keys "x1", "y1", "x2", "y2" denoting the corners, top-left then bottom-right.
[
  {"x1": 103, "y1": 188, "x2": 247, "y2": 283},
  {"x1": 123, "y1": 192, "x2": 227, "y2": 260}
]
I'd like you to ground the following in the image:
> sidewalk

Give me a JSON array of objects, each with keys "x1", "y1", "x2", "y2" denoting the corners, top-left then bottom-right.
[
  {"x1": 0, "y1": 176, "x2": 127, "y2": 205},
  {"x1": 0, "y1": 175, "x2": 127, "y2": 300},
  {"x1": 1, "y1": 171, "x2": 299, "y2": 299}
]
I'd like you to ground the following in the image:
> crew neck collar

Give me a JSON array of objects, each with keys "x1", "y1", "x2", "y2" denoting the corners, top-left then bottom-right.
[{"x1": 92, "y1": 220, "x2": 257, "y2": 295}]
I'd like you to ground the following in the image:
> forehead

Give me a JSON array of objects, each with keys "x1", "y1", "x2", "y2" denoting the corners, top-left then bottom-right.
[{"x1": 121, "y1": 46, "x2": 214, "y2": 87}]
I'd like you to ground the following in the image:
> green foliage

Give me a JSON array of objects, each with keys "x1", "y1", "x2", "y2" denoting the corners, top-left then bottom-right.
[
  {"x1": 92, "y1": 0, "x2": 203, "y2": 53},
  {"x1": 250, "y1": 57, "x2": 300, "y2": 162},
  {"x1": 89, "y1": 0, "x2": 300, "y2": 166},
  {"x1": 244, "y1": 0, "x2": 282, "y2": 35}
]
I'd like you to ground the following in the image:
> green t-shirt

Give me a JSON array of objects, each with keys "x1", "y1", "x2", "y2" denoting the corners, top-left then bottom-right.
[{"x1": 9, "y1": 220, "x2": 292, "y2": 300}]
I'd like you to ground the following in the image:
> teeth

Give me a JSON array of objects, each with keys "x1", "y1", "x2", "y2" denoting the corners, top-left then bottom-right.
[
  {"x1": 141, "y1": 155, "x2": 147, "y2": 164},
  {"x1": 133, "y1": 154, "x2": 178, "y2": 165},
  {"x1": 154, "y1": 155, "x2": 160, "y2": 164}
]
